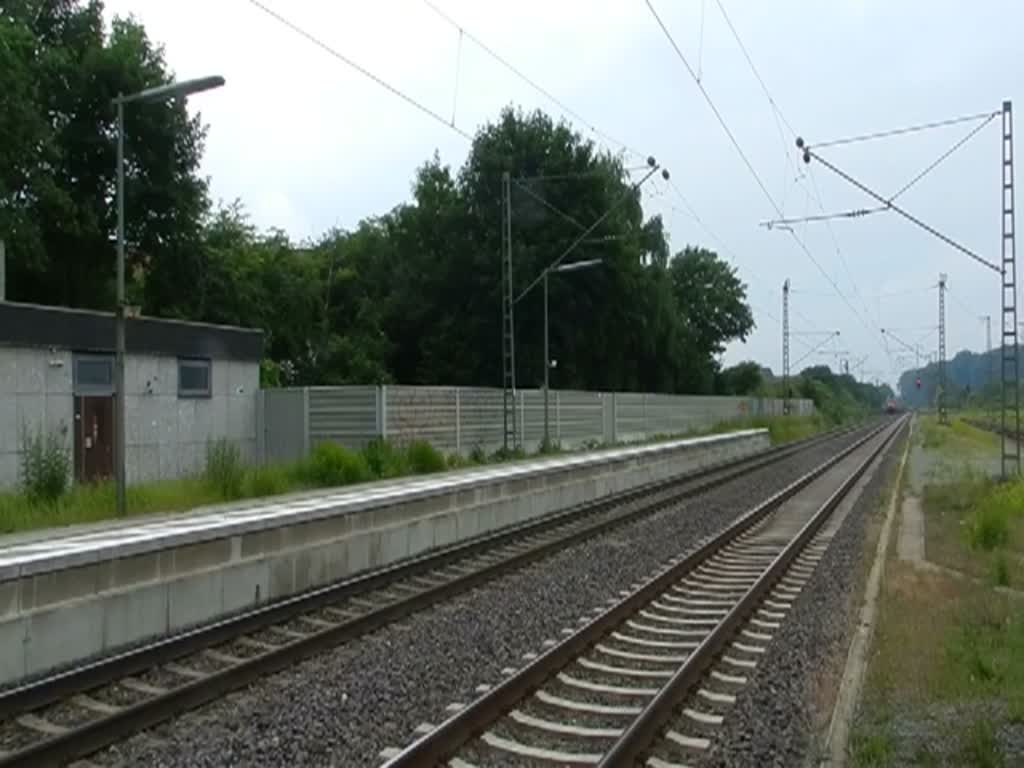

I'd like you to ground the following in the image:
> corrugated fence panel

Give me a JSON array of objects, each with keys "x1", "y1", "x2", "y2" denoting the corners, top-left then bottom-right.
[
  {"x1": 308, "y1": 386, "x2": 378, "y2": 449},
  {"x1": 458, "y1": 387, "x2": 505, "y2": 454},
  {"x1": 556, "y1": 390, "x2": 605, "y2": 445},
  {"x1": 615, "y1": 393, "x2": 648, "y2": 442},
  {"x1": 385, "y1": 386, "x2": 459, "y2": 451},
  {"x1": 266, "y1": 386, "x2": 816, "y2": 459},
  {"x1": 262, "y1": 387, "x2": 306, "y2": 462}
]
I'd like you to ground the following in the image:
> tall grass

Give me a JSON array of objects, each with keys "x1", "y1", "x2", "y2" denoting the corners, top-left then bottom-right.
[
  {"x1": 19, "y1": 427, "x2": 71, "y2": 505},
  {"x1": 707, "y1": 413, "x2": 826, "y2": 445},
  {"x1": 964, "y1": 478, "x2": 1023, "y2": 552},
  {"x1": 302, "y1": 441, "x2": 372, "y2": 487},
  {"x1": 0, "y1": 412, "x2": 827, "y2": 535},
  {"x1": 204, "y1": 438, "x2": 245, "y2": 500}
]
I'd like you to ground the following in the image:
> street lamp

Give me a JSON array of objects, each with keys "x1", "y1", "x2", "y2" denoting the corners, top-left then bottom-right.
[
  {"x1": 112, "y1": 75, "x2": 225, "y2": 516},
  {"x1": 543, "y1": 258, "x2": 603, "y2": 447}
]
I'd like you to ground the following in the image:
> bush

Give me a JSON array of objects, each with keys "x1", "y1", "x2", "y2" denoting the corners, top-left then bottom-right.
[
  {"x1": 491, "y1": 445, "x2": 526, "y2": 462},
  {"x1": 964, "y1": 479, "x2": 1015, "y2": 552},
  {"x1": 305, "y1": 441, "x2": 371, "y2": 487},
  {"x1": 19, "y1": 427, "x2": 70, "y2": 505},
  {"x1": 205, "y1": 438, "x2": 245, "y2": 500},
  {"x1": 405, "y1": 439, "x2": 446, "y2": 474},
  {"x1": 362, "y1": 439, "x2": 408, "y2": 479},
  {"x1": 246, "y1": 465, "x2": 289, "y2": 498},
  {"x1": 468, "y1": 444, "x2": 488, "y2": 465},
  {"x1": 538, "y1": 438, "x2": 562, "y2": 455}
]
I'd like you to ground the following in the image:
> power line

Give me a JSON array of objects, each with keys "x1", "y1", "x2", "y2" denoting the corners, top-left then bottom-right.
[
  {"x1": 713, "y1": 1, "x2": 994, "y2": 347},
  {"x1": 510, "y1": 178, "x2": 587, "y2": 231},
  {"x1": 946, "y1": 285, "x2": 980, "y2": 321},
  {"x1": 802, "y1": 147, "x2": 1002, "y2": 273},
  {"x1": 420, "y1": 0, "x2": 646, "y2": 160},
  {"x1": 247, "y1": 0, "x2": 473, "y2": 140},
  {"x1": 714, "y1": 0, "x2": 804, "y2": 201},
  {"x1": 644, "y1": 0, "x2": 886, "y2": 362},
  {"x1": 792, "y1": 332, "x2": 841, "y2": 368},
  {"x1": 807, "y1": 111, "x2": 999, "y2": 150},
  {"x1": 760, "y1": 114, "x2": 998, "y2": 228},
  {"x1": 713, "y1": 1, "x2": 889, "y2": 355},
  {"x1": 761, "y1": 206, "x2": 885, "y2": 229},
  {"x1": 514, "y1": 164, "x2": 662, "y2": 303},
  {"x1": 518, "y1": 166, "x2": 651, "y2": 182},
  {"x1": 714, "y1": 1, "x2": 797, "y2": 136},
  {"x1": 449, "y1": 27, "x2": 463, "y2": 126},
  {"x1": 888, "y1": 112, "x2": 999, "y2": 202},
  {"x1": 643, "y1": 1, "x2": 777, "y2": 215}
]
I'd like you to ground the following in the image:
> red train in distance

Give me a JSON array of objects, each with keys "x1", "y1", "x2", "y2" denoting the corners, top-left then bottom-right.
[{"x1": 884, "y1": 397, "x2": 901, "y2": 414}]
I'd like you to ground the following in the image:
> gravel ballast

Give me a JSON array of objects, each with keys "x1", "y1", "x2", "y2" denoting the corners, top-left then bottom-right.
[
  {"x1": 699, "y1": 423, "x2": 905, "y2": 768},
  {"x1": 101, "y1": 428, "x2": 869, "y2": 768}
]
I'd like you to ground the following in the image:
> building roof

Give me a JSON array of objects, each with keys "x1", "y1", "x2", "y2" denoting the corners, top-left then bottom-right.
[{"x1": 0, "y1": 301, "x2": 263, "y2": 362}]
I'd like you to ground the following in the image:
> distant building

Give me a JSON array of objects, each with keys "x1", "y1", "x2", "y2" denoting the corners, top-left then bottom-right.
[{"x1": 0, "y1": 301, "x2": 262, "y2": 488}]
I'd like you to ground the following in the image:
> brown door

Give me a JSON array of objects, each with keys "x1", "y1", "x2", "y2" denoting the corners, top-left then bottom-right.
[{"x1": 74, "y1": 396, "x2": 114, "y2": 483}]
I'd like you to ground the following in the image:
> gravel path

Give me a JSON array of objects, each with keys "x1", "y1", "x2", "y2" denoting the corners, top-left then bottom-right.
[
  {"x1": 100, "y1": 429, "x2": 867, "y2": 768},
  {"x1": 699, "y1": 424, "x2": 904, "y2": 768}
]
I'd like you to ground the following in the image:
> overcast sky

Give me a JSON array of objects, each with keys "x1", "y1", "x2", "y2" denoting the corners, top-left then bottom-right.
[{"x1": 103, "y1": 0, "x2": 1021, "y2": 389}]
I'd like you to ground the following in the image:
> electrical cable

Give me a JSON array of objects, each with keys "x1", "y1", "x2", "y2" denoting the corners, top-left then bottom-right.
[
  {"x1": 450, "y1": 27, "x2": 463, "y2": 127},
  {"x1": 805, "y1": 148, "x2": 1002, "y2": 274},
  {"x1": 510, "y1": 178, "x2": 588, "y2": 231},
  {"x1": 420, "y1": 0, "x2": 646, "y2": 161},
  {"x1": 644, "y1": 0, "x2": 886, "y2": 363},
  {"x1": 761, "y1": 206, "x2": 885, "y2": 228},
  {"x1": 791, "y1": 333, "x2": 840, "y2": 368},
  {"x1": 247, "y1": 0, "x2": 473, "y2": 140},
  {"x1": 888, "y1": 112, "x2": 998, "y2": 202},
  {"x1": 515, "y1": 165, "x2": 661, "y2": 303},
  {"x1": 807, "y1": 111, "x2": 1000, "y2": 150}
]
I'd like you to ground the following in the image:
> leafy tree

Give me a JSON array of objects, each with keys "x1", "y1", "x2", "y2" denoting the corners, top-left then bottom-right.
[
  {"x1": 0, "y1": 1, "x2": 208, "y2": 310},
  {"x1": 717, "y1": 361, "x2": 763, "y2": 395},
  {"x1": 3, "y1": 7, "x2": 769, "y2": 400},
  {"x1": 667, "y1": 247, "x2": 755, "y2": 393}
]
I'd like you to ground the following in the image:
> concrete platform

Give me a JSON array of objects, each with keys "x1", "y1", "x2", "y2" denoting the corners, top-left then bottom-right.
[{"x1": 0, "y1": 429, "x2": 769, "y2": 685}]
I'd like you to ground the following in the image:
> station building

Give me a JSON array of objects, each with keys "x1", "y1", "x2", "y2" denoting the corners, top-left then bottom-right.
[{"x1": 0, "y1": 300, "x2": 262, "y2": 488}]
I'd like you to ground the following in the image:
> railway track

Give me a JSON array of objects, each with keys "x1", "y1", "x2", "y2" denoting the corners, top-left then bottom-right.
[
  {"x1": 380, "y1": 416, "x2": 905, "y2": 768},
  {"x1": 0, "y1": 426, "x2": 862, "y2": 767}
]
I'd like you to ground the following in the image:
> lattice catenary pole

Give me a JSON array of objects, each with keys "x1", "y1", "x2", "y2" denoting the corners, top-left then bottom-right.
[
  {"x1": 938, "y1": 273, "x2": 948, "y2": 424},
  {"x1": 501, "y1": 171, "x2": 517, "y2": 451},
  {"x1": 1001, "y1": 100, "x2": 1021, "y2": 476},
  {"x1": 782, "y1": 278, "x2": 790, "y2": 415}
]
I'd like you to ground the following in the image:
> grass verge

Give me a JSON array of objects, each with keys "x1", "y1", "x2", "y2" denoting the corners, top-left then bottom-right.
[
  {"x1": 0, "y1": 413, "x2": 828, "y2": 535},
  {"x1": 850, "y1": 421, "x2": 1024, "y2": 767}
]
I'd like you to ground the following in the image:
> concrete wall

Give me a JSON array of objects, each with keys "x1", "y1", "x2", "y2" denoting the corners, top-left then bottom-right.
[
  {"x1": 123, "y1": 354, "x2": 258, "y2": 482},
  {"x1": 0, "y1": 345, "x2": 259, "y2": 488},
  {"x1": 0, "y1": 347, "x2": 75, "y2": 489},
  {"x1": 0, "y1": 430, "x2": 768, "y2": 684}
]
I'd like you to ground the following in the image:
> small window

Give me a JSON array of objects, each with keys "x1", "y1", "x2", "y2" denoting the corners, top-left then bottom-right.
[
  {"x1": 178, "y1": 358, "x2": 212, "y2": 398},
  {"x1": 74, "y1": 354, "x2": 114, "y2": 395}
]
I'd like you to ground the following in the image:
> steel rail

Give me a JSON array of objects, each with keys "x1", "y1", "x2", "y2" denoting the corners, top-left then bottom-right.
[
  {"x1": 598, "y1": 415, "x2": 906, "y2": 766},
  {"x1": 380, "y1": 419, "x2": 893, "y2": 767},
  {"x1": 0, "y1": 426, "x2": 858, "y2": 767}
]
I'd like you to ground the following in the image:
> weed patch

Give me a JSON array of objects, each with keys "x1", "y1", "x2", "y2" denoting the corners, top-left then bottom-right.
[
  {"x1": 19, "y1": 427, "x2": 71, "y2": 505},
  {"x1": 204, "y1": 438, "x2": 245, "y2": 500},
  {"x1": 303, "y1": 441, "x2": 371, "y2": 487},
  {"x1": 405, "y1": 439, "x2": 446, "y2": 474},
  {"x1": 362, "y1": 439, "x2": 409, "y2": 479}
]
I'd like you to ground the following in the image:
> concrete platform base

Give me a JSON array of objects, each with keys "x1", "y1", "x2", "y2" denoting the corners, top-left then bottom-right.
[{"x1": 0, "y1": 430, "x2": 768, "y2": 686}]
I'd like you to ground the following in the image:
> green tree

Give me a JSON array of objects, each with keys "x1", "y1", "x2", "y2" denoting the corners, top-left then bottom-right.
[
  {"x1": 667, "y1": 247, "x2": 755, "y2": 392},
  {"x1": 0, "y1": 1, "x2": 208, "y2": 310},
  {"x1": 717, "y1": 361, "x2": 763, "y2": 395}
]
